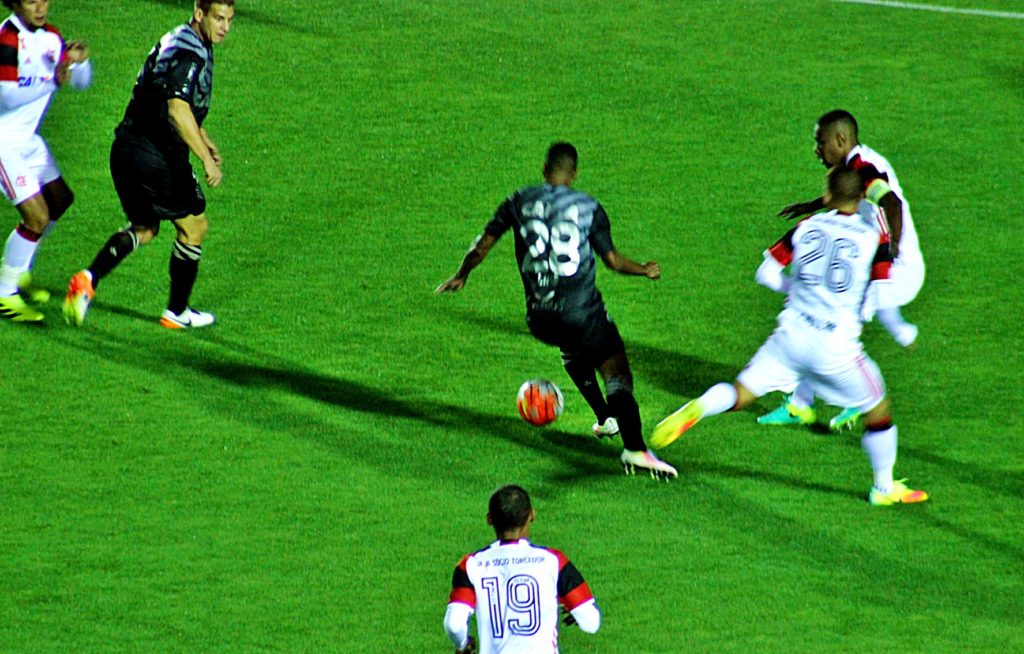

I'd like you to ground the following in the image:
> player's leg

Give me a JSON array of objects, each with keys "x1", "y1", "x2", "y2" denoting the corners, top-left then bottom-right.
[
  {"x1": 875, "y1": 255, "x2": 925, "y2": 347},
  {"x1": 15, "y1": 141, "x2": 72, "y2": 304},
  {"x1": 0, "y1": 191, "x2": 49, "y2": 322},
  {"x1": 651, "y1": 334, "x2": 795, "y2": 449},
  {"x1": 64, "y1": 140, "x2": 159, "y2": 326},
  {"x1": 161, "y1": 212, "x2": 213, "y2": 329},
  {"x1": 561, "y1": 351, "x2": 616, "y2": 437}
]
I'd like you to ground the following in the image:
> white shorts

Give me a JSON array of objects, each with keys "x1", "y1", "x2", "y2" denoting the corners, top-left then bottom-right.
[
  {"x1": 737, "y1": 324, "x2": 887, "y2": 413},
  {"x1": 0, "y1": 135, "x2": 61, "y2": 206},
  {"x1": 887, "y1": 254, "x2": 925, "y2": 307}
]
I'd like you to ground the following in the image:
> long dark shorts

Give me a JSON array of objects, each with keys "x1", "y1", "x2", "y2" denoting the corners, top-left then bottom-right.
[
  {"x1": 526, "y1": 307, "x2": 625, "y2": 366},
  {"x1": 110, "y1": 135, "x2": 205, "y2": 230}
]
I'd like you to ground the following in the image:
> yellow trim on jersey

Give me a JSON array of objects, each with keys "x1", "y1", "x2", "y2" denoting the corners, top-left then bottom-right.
[{"x1": 866, "y1": 178, "x2": 891, "y2": 205}]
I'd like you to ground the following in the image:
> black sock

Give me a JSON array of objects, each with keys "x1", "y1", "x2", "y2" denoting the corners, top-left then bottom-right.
[
  {"x1": 88, "y1": 229, "x2": 138, "y2": 287},
  {"x1": 608, "y1": 390, "x2": 644, "y2": 451},
  {"x1": 168, "y1": 240, "x2": 201, "y2": 315},
  {"x1": 563, "y1": 358, "x2": 610, "y2": 422}
]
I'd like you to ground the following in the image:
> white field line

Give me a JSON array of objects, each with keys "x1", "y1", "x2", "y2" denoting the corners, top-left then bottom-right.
[{"x1": 831, "y1": 0, "x2": 1024, "y2": 19}]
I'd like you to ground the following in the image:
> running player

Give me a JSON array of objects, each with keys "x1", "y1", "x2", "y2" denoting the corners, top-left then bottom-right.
[
  {"x1": 0, "y1": 0, "x2": 90, "y2": 322},
  {"x1": 444, "y1": 485, "x2": 600, "y2": 654},
  {"x1": 63, "y1": 0, "x2": 234, "y2": 328},
  {"x1": 651, "y1": 166, "x2": 928, "y2": 506},
  {"x1": 759, "y1": 109, "x2": 924, "y2": 430},
  {"x1": 436, "y1": 142, "x2": 677, "y2": 479}
]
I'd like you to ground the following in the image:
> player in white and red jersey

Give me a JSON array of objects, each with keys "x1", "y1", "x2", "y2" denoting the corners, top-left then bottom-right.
[
  {"x1": 650, "y1": 167, "x2": 928, "y2": 506},
  {"x1": 445, "y1": 485, "x2": 600, "y2": 654},
  {"x1": 759, "y1": 109, "x2": 924, "y2": 429},
  {"x1": 0, "y1": 0, "x2": 90, "y2": 321}
]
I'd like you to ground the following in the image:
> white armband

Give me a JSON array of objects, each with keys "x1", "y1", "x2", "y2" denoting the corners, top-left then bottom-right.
[
  {"x1": 569, "y1": 599, "x2": 601, "y2": 634},
  {"x1": 444, "y1": 603, "x2": 473, "y2": 650},
  {"x1": 755, "y1": 255, "x2": 790, "y2": 294},
  {"x1": 68, "y1": 60, "x2": 92, "y2": 90}
]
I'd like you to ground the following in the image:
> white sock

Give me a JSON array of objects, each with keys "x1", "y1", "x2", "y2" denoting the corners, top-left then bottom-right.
[
  {"x1": 789, "y1": 380, "x2": 814, "y2": 410},
  {"x1": 862, "y1": 425, "x2": 897, "y2": 493},
  {"x1": 698, "y1": 382, "x2": 738, "y2": 416},
  {"x1": 878, "y1": 307, "x2": 918, "y2": 347},
  {"x1": 27, "y1": 220, "x2": 57, "y2": 269},
  {"x1": 0, "y1": 228, "x2": 40, "y2": 295}
]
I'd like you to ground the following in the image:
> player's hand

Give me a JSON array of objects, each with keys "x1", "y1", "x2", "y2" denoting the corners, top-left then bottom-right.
[
  {"x1": 203, "y1": 158, "x2": 223, "y2": 187},
  {"x1": 435, "y1": 276, "x2": 465, "y2": 294},
  {"x1": 778, "y1": 201, "x2": 815, "y2": 220},
  {"x1": 455, "y1": 636, "x2": 477, "y2": 654},
  {"x1": 642, "y1": 261, "x2": 661, "y2": 280},
  {"x1": 65, "y1": 41, "x2": 90, "y2": 63}
]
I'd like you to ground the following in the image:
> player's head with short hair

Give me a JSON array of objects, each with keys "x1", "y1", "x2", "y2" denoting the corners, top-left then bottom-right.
[
  {"x1": 824, "y1": 166, "x2": 863, "y2": 208},
  {"x1": 814, "y1": 109, "x2": 860, "y2": 168},
  {"x1": 543, "y1": 142, "x2": 578, "y2": 183},
  {"x1": 487, "y1": 484, "x2": 534, "y2": 535},
  {"x1": 6, "y1": 0, "x2": 50, "y2": 27},
  {"x1": 193, "y1": 0, "x2": 235, "y2": 44}
]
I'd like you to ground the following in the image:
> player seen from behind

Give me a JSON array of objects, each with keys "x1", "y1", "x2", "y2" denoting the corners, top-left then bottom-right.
[
  {"x1": 650, "y1": 166, "x2": 928, "y2": 506},
  {"x1": 63, "y1": 0, "x2": 234, "y2": 329},
  {"x1": 0, "y1": 0, "x2": 90, "y2": 322},
  {"x1": 445, "y1": 484, "x2": 600, "y2": 654},
  {"x1": 436, "y1": 142, "x2": 677, "y2": 479}
]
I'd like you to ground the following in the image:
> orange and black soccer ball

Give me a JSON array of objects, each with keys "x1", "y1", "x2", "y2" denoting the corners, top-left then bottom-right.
[{"x1": 516, "y1": 379, "x2": 564, "y2": 427}]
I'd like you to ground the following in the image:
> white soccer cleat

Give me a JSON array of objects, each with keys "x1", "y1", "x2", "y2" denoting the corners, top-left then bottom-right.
[
  {"x1": 160, "y1": 307, "x2": 215, "y2": 329},
  {"x1": 620, "y1": 449, "x2": 678, "y2": 481},
  {"x1": 592, "y1": 417, "x2": 620, "y2": 439}
]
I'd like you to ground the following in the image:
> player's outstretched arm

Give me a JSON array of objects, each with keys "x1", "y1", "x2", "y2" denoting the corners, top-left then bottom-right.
[
  {"x1": 778, "y1": 197, "x2": 825, "y2": 220},
  {"x1": 601, "y1": 250, "x2": 660, "y2": 280},
  {"x1": 435, "y1": 233, "x2": 497, "y2": 294}
]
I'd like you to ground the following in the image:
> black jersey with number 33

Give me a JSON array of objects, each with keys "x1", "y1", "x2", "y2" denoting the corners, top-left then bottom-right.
[{"x1": 485, "y1": 184, "x2": 615, "y2": 317}]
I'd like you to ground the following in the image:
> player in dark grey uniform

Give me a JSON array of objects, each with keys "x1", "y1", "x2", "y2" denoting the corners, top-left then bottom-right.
[
  {"x1": 437, "y1": 142, "x2": 677, "y2": 479},
  {"x1": 63, "y1": 0, "x2": 235, "y2": 329}
]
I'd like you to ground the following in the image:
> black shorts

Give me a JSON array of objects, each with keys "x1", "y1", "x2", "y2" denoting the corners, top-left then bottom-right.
[
  {"x1": 526, "y1": 307, "x2": 625, "y2": 365},
  {"x1": 109, "y1": 135, "x2": 205, "y2": 229}
]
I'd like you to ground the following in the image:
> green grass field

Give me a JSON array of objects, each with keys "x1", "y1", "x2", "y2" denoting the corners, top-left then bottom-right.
[{"x1": 3, "y1": 1, "x2": 1023, "y2": 652}]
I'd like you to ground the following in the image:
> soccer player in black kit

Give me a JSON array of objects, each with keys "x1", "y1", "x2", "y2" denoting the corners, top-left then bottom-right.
[
  {"x1": 437, "y1": 142, "x2": 677, "y2": 479},
  {"x1": 63, "y1": 0, "x2": 235, "y2": 328}
]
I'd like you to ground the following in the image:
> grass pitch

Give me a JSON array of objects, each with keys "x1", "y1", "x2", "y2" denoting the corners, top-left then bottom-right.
[{"x1": 2, "y1": 1, "x2": 1022, "y2": 652}]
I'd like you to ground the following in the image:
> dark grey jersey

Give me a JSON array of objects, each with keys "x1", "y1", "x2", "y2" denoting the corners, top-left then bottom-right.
[
  {"x1": 485, "y1": 184, "x2": 614, "y2": 316},
  {"x1": 116, "y1": 23, "x2": 213, "y2": 154}
]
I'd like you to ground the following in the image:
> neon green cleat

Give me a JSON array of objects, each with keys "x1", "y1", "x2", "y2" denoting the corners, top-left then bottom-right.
[
  {"x1": 0, "y1": 293, "x2": 44, "y2": 322},
  {"x1": 18, "y1": 271, "x2": 51, "y2": 304},
  {"x1": 869, "y1": 479, "x2": 929, "y2": 506},
  {"x1": 650, "y1": 399, "x2": 704, "y2": 450},
  {"x1": 829, "y1": 407, "x2": 861, "y2": 432},
  {"x1": 756, "y1": 396, "x2": 816, "y2": 426}
]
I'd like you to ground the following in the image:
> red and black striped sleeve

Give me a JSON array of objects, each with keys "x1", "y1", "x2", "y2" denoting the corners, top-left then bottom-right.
[
  {"x1": 448, "y1": 554, "x2": 476, "y2": 607},
  {"x1": 0, "y1": 24, "x2": 19, "y2": 82},
  {"x1": 767, "y1": 225, "x2": 799, "y2": 266},
  {"x1": 552, "y1": 549, "x2": 594, "y2": 611},
  {"x1": 871, "y1": 234, "x2": 893, "y2": 281}
]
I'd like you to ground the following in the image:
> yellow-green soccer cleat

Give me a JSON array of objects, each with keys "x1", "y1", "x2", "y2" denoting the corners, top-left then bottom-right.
[
  {"x1": 829, "y1": 407, "x2": 861, "y2": 432},
  {"x1": 756, "y1": 396, "x2": 817, "y2": 426},
  {"x1": 18, "y1": 271, "x2": 51, "y2": 304},
  {"x1": 0, "y1": 293, "x2": 44, "y2": 322},
  {"x1": 63, "y1": 270, "x2": 95, "y2": 327},
  {"x1": 869, "y1": 479, "x2": 929, "y2": 506},
  {"x1": 650, "y1": 399, "x2": 704, "y2": 450}
]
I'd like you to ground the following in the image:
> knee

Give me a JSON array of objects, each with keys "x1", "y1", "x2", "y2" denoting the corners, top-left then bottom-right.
[
  {"x1": 182, "y1": 216, "x2": 209, "y2": 245},
  {"x1": 863, "y1": 397, "x2": 892, "y2": 430},
  {"x1": 604, "y1": 375, "x2": 634, "y2": 397},
  {"x1": 133, "y1": 226, "x2": 157, "y2": 246}
]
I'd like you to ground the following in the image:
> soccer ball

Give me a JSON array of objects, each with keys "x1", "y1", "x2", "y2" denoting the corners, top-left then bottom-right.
[{"x1": 516, "y1": 379, "x2": 564, "y2": 427}]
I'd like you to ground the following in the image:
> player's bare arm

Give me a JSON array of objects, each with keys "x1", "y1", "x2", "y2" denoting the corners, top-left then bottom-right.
[
  {"x1": 199, "y1": 127, "x2": 222, "y2": 165},
  {"x1": 601, "y1": 250, "x2": 660, "y2": 280},
  {"x1": 877, "y1": 191, "x2": 903, "y2": 257},
  {"x1": 435, "y1": 233, "x2": 497, "y2": 294},
  {"x1": 778, "y1": 196, "x2": 825, "y2": 220},
  {"x1": 168, "y1": 98, "x2": 222, "y2": 187}
]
